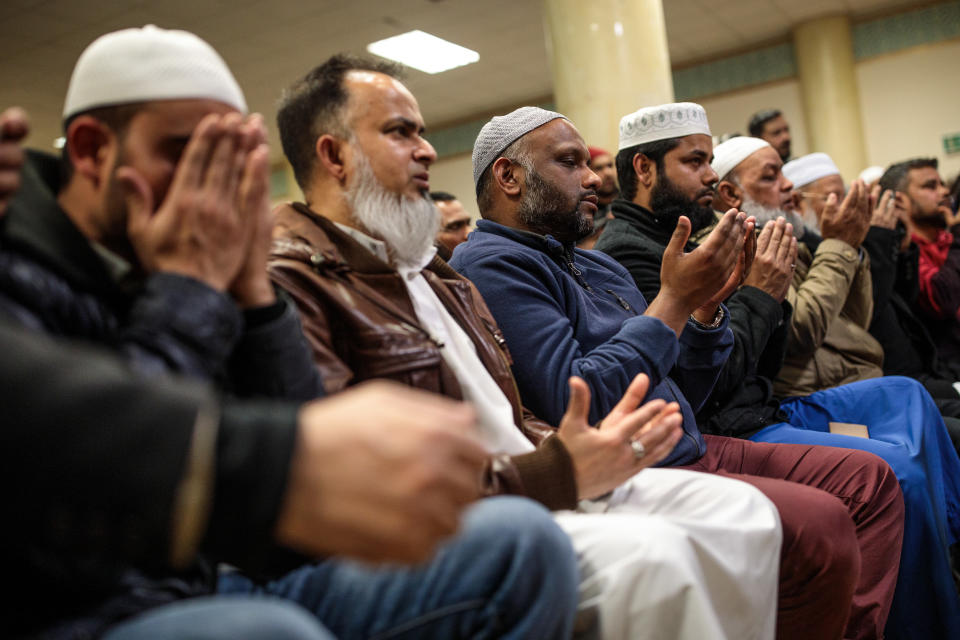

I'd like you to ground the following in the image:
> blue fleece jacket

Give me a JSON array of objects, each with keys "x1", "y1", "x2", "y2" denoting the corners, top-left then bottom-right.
[{"x1": 450, "y1": 219, "x2": 733, "y2": 466}]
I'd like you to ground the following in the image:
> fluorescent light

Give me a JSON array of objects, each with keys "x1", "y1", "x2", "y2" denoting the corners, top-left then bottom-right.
[
  {"x1": 367, "y1": 30, "x2": 479, "y2": 74},
  {"x1": 53, "y1": 137, "x2": 65, "y2": 149}
]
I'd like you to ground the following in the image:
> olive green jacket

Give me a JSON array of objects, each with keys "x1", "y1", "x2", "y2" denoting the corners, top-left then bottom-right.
[{"x1": 775, "y1": 238, "x2": 884, "y2": 397}]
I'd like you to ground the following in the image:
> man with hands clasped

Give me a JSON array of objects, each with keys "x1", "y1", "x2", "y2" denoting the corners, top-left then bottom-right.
[
  {"x1": 0, "y1": 28, "x2": 583, "y2": 640},
  {"x1": 453, "y1": 103, "x2": 905, "y2": 640}
]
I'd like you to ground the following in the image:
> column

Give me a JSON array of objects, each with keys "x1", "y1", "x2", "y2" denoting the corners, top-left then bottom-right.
[
  {"x1": 793, "y1": 15, "x2": 867, "y2": 180},
  {"x1": 543, "y1": 0, "x2": 674, "y2": 154}
]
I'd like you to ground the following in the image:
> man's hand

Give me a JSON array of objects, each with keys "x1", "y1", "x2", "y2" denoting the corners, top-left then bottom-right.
[
  {"x1": 742, "y1": 217, "x2": 797, "y2": 302},
  {"x1": 556, "y1": 374, "x2": 683, "y2": 500},
  {"x1": 0, "y1": 107, "x2": 29, "y2": 218},
  {"x1": 275, "y1": 380, "x2": 488, "y2": 564},
  {"x1": 870, "y1": 185, "x2": 898, "y2": 230},
  {"x1": 820, "y1": 179, "x2": 870, "y2": 248},
  {"x1": 119, "y1": 112, "x2": 252, "y2": 291},
  {"x1": 649, "y1": 208, "x2": 749, "y2": 333},
  {"x1": 227, "y1": 115, "x2": 277, "y2": 308}
]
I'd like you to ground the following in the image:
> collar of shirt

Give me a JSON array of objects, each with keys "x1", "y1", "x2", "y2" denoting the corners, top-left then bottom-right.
[{"x1": 333, "y1": 222, "x2": 437, "y2": 278}]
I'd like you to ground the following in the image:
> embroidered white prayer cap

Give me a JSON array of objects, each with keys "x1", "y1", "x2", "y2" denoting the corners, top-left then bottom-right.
[
  {"x1": 63, "y1": 25, "x2": 247, "y2": 120},
  {"x1": 782, "y1": 153, "x2": 841, "y2": 189},
  {"x1": 473, "y1": 106, "x2": 566, "y2": 187},
  {"x1": 618, "y1": 102, "x2": 711, "y2": 151},
  {"x1": 858, "y1": 165, "x2": 885, "y2": 185},
  {"x1": 711, "y1": 136, "x2": 772, "y2": 182}
]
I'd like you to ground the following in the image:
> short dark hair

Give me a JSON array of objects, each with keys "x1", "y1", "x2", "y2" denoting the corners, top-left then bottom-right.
[
  {"x1": 277, "y1": 53, "x2": 403, "y2": 191},
  {"x1": 614, "y1": 137, "x2": 681, "y2": 201},
  {"x1": 879, "y1": 157, "x2": 938, "y2": 194},
  {"x1": 429, "y1": 191, "x2": 457, "y2": 202},
  {"x1": 61, "y1": 102, "x2": 142, "y2": 183},
  {"x1": 748, "y1": 109, "x2": 781, "y2": 137}
]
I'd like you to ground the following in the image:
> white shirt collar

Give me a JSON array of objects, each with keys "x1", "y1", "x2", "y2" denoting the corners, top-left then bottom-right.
[{"x1": 334, "y1": 222, "x2": 437, "y2": 277}]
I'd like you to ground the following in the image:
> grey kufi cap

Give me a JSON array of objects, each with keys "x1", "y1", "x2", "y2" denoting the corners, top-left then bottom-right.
[{"x1": 472, "y1": 106, "x2": 566, "y2": 187}]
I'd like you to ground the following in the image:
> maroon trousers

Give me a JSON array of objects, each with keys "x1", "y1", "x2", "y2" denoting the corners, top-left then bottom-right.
[{"x1": 678, "y1": 435, "x2": 904, "y2": 640}]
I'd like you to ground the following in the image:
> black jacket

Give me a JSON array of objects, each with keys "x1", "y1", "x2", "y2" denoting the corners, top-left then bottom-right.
[
  {"x1": 863, "y1": 226, "x2": 960, "y2": 382},
  {"x1": 1, "y1": 151, "x2": 322, "y2": 637},
  {"x1": 2, "y1": 318, "x2": 304, "y2": 637},
  {"x1": 596, "y1": 199, "x2": 787, "y2": 438}
]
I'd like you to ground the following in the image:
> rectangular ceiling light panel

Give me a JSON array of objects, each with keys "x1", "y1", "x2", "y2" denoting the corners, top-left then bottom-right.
[{"x1": 367, "y1": 30, "x2": 479, "y2": 74}]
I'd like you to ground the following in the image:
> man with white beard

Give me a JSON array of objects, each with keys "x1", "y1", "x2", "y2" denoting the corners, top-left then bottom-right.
[
  {"x1": 710, "y1": 137, "x2": 883, "y2": 396},
  {"x1": 267, "y1": 55, "x2": 788, "y2": 640},
  {"x1": 596, "y1": 105, "x2": 960, "y2": 639}
]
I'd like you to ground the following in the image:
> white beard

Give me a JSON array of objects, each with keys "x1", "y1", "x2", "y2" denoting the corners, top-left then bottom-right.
[
  {"x1": 346, "y1": 149, "x2": 440, "y2": 269},
  {"x1": 740, "y1": 195, "x2": 807, "y2": 239}
]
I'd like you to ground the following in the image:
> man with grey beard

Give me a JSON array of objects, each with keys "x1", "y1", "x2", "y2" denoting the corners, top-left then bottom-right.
[
  {"x1": 593, "y1": 106, "x2": 960, "y2": 640},
  {"x1": 709, "y1": 136, "x2": 882, "y2": 396},
  {"x1": 267, "y1": 56, "x2": 792, "y2": 640}
]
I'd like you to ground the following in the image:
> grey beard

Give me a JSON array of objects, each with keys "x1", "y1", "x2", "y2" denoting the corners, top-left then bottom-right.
[
  {"x1": 740, "y1": 196, "x2": 806, "y2": 239},
  {"x1": 346, "y1": 150, "x2": 440, "y2": 269}
]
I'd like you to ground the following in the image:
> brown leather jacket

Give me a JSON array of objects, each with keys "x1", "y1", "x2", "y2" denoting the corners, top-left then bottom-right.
[{"x1": 268, "y1": 202, "x2": 577, "y2": 510}]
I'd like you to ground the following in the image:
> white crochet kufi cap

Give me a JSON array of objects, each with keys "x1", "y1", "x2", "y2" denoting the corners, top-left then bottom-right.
[
  {"x1": 472, "y1": 106, "x2": 566, "y2": 187},
  {"x1": 63, "y1": 25, "x2": 247, "y2": 119},
  {"x1": 782, "y1": 153, "x2": 841, "y2": 189},
  {"x1": 711, "y1": 136, "x2": 772, "y2": 181},
  {"x1": 858, "y1": 165, "x2": 884, "y2": 185},
  {"x1": 618, "y1": 102, "x2": 711, "y2": 150}
]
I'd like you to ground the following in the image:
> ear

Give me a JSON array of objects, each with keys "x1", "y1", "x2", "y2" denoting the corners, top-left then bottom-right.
[
  {"x1": 65, "y1": 116, "x2": 114, "y2": 186},
  {"x1": 491, "y1": 157, "x2": 523, "y2": 197},
  {"x1": 316, "y1": 134, "x2": 347, "y2": 183},
  {"x1": 632, "y1": 153, "x2": 656, "y2": 189},
  {"x1": 716, "y1": 180, "x2": 743, "y2": 209}
]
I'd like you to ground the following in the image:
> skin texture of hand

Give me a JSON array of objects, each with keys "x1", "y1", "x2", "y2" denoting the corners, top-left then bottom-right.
[
  {"x1": 275, "y1": 380, "x2": 488, "y2": 564},
  {"x1": 870, "y1": 185, "x2": 898, "y2": 230},
  {"x1": 648, "y1": 208, "x2": 749, "y2": 334},
  {"x1": 0, "y1": 107, "x2": 29, "y2": 218},
  {"x1": 119, "y1": 112, "x2": 253, "y2": 291},
  {"x1": 742, "y1": 217, "x2": 798, "y2": 302},
  {"x1": 227, "y1": 114, "x2": 277, "y2": 308},
  {"x1": 820, "y1": 179, "x2": 870, "y2": 249},
  {"x1": 556, "y1": 374, "x2": 683, "y2": 500}
]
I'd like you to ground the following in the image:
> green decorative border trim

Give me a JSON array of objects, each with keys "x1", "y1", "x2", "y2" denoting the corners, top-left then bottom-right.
[
  {"x1": 427, "y1": 2, "x2": 959, "y2": 156},
  {"x1": 270, "y1": 164, "x2": 289, "y2": 199},
  {"x1": 673, "y1": 43, "x2": 795, "y2": 101},
  {"x1": 426, "y1": 101, "x2": 556, "y2": 157},
  {"x1": 854, "y1": 1, "x2": 960, "y2": 59}
]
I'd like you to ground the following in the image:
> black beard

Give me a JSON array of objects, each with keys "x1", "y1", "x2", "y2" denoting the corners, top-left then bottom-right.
[
  {"x1": 913, "y1": 209, "x2": 947, "y2": 229},
  {"x1": 517, "y1": 169, "x2": 594, "y2": 244},
  {"x1": 649, "y1": 174, "x2": 716, "y2": 234}
]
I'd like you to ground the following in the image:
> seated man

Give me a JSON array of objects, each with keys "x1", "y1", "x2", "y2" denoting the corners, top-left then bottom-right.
[
  {"x1": 0, "y1": 34, "x2": 580, "y2": 640},
  {"x1": 791, "y1": 152, "x2": 960, "y2": 453},
  {"x1": 576, "y1": 146, "x2": 617, "y2": 249},
  {"x1": 594, "y1": 105, "x2": 960, "y2": 639},
  {"x1": 711, "y1": 139, "x2": 882, "y2": 397},
  {"x1": 429, "y1": 190, "x2": 471, "y2": 261},
  {"x1": 880, "y1": 158, "x2": 960, "y2": 363},
  {"x1": 783, "y1": 152, "x2": 842, "y2": 237},
  {"x1": 268, "y1": 54, "x2": 786, "y2": 640},
  {"x1": 451, "y1": 104, "x2": 905, "y2": 640}
]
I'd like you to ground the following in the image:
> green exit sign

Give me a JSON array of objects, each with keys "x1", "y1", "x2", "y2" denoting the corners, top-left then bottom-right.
[{"x1": 944, "y1": 132, "x2": 960, "y2": 155}]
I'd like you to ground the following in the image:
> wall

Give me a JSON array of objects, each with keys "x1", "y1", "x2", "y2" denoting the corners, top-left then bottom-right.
[
  {"x1": 428, "y1": 152, "x2": 479, "y2": 219},
  {"x1": 698, "y1": 79, "x2": 810, "y2": 159},
  {"x1": 858, "y1": 38, "x2": 960, "y2": 181}
]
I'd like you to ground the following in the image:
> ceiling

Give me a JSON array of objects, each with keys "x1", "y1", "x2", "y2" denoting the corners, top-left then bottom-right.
[{"x1": 0, "y1": 0, "x2": 923, "y2": 163}]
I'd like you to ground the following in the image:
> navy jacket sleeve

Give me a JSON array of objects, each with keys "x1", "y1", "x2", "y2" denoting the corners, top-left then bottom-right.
[{"x1": 457, "y1": 246, "x2": 730, "y2": 426}]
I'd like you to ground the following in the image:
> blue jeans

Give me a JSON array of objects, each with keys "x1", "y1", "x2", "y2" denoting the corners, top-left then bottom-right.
[
  {"x1": 101, "y1": 597, "x2": 334, "y2": 640},
  {"x1": 218, "y1": 496, "x2": 579, "y2": 639},
  {"x1": 752, "y1": 376, "x2": 960, "y2": 639}
]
